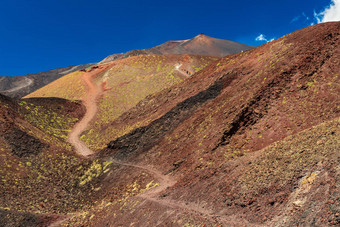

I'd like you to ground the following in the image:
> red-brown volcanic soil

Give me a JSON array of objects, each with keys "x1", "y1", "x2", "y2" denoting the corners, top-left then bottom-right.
[{"x1": 91, "y1": 22, "x2": 340, "y2": 226}]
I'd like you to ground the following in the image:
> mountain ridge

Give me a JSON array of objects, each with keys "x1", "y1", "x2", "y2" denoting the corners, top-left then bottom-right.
[
  {"x1": 0, "y1": 34, "x2": 251, "y2": 98},
  {"x1": 100, "y1": 34, "x2": 253, "y2": 62}
]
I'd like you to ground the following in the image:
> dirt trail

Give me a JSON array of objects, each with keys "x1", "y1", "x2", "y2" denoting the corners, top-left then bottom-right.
[
  {"x1": 111, "y1": 159, "x2": 251, "y2": 226},
  {"x1": 111, "y1": 159, "x2": 176, "y2": 196},
  {"x1": 67, "y1": 65, "x2": 111, "y2": 157},
  {"x1": 64, "y1": 63, "x2": 246, "y2": 224},
  {"x1": 175, "y1": 63, "x2": 191, "y2": 77}
]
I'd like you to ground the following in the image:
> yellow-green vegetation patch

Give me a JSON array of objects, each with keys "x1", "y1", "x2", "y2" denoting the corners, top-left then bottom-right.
[
  {"x1": 63, "y1": 170, "x2": 159, "y2": 226},
  {"x1": 0, "y1": 149, "x2": 112, "y2": 214},
  {"x1": 17, "y1": 101, "x2": 78, "y2": 149},
  {"x1": 79, "y1": 160, "x2": 112, "y2": 186},
  {"x1": 25, "y1": 71, "x2": 85, "y2": 100}
]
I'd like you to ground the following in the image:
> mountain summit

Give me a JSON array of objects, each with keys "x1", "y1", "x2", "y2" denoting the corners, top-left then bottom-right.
[
  {"x1": 101, "y1": 34, "x2": 252, "y2": 62},
  {"x1": 154, "y1": 33, "x2": 252, "y2": 56}
]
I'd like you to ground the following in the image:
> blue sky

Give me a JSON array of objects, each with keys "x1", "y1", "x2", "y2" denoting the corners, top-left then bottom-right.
[{"x1": 0, "y1": 0, "x2": 338, "y2": 76}]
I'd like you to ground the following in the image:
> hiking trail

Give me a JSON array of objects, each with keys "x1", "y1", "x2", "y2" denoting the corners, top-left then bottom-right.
[
  {"x1": 111, "y1": 159, "x2": 176, "y2": 196},
  {"x1": 65, "y1": 64, "x2": 247, "y2": 225},
  {"x1": 111, "y1": 159, "x2": 252, "y2": 226},
  {"x1": 67, "y1": 65, "x2": 111, "y2": 157}
]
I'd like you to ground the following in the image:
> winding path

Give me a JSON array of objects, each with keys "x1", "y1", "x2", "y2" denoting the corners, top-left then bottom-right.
[
  {"x1": 111, "y1": 159, "x2": 176, "y2": 197},
  {"x1": 63, "y1": 64, "x2": 248, "y2": 226},
  {"x1": 67, "y1": 65, "x2": 110, "y2": 157},
  {"x1": 111, "y1": 159, "x2": 252, "y2": 226}
]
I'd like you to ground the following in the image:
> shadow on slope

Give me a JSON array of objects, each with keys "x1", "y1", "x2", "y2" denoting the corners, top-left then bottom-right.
[{"x1": 91, "y1": 22, "x2": 340, "y2": 226}]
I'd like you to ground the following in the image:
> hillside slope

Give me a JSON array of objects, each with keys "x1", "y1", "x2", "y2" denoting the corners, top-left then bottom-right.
[
  {"x1": 0, "y1": 64, "x2": 93, "y2": 98},
  {"x1": 76, "y1": 22, "x2": 338, "y2": 226},
  {"x1": 0, "y1": 94, "x2": 93, "y2": 223},
  {"x1": 101, "y1": 34, "x2": 253, "y2": 63},
  {"x1": 26, "y1": 54, "x2": 218, "y2": 150}
]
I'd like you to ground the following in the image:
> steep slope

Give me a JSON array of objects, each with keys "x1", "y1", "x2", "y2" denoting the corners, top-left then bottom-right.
[
  {"x1": 0, "y1": 64, "x2": 93, "y2": 98},
  {"x1": 4, "y1": 116, "x2": 338, "y2": 226},
  {"x1": 59, "y1": 22, "x2": 339, "y2": 226},
  {"x1": 70, "y1": 118, "x2": 338, "y2": 227},
  {"x1": 101, "y1": 34, "x2": 253, "y2": 62},
  {"x1": 0, "y1": 94, "x2": 114, "y2": 226},
  {"x1": 100, "y1": 22, "x2": 339, "y2": 160},
  {"x1": 26, "y1": 54, "x2": 218, "y2": 150}
]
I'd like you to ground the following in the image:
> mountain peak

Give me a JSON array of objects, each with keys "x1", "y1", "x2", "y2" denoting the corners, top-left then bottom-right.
[
  {"x1": 193, "y1": 33, "x2": 210, "y2": 39},
  {"x1": 101, "y1": 34, "x2": 253, "y2": 63}
]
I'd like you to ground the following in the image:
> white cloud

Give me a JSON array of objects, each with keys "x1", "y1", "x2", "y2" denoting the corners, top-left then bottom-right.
[
  {"x1": 291, "y1": 12, "x2": 310, "y2": 23},
  {"x1": 255, "y1": 34, "x2": 266, "y2": 41},
  {"x1": 314, "y1": 0, "x2": 340, "y2": 23},
  {"x1": 255, "y1": 34, "x2": 275, "y2": 42},
  {"x1": 314, "y1": 11, "x2": 322, "y2": 24},
  {"x1": 291, "y1": 15, "x2": 301, "y2": 23},
  {"x1": 302, "y1": 12, "x2": 310, "y2": 20}
]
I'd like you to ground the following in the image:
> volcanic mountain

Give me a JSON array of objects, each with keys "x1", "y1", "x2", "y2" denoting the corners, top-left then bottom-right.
[
  {"x1": 101, "y1": 33, "x2": 253, "y2": 62},
  {"x1": 26, "y1": 55, "x2": 218, "y2": 150},
  {"x1": 1, "y1": 22, "x2": 339, "y2": 226},
  {"x1": 1, "y1": 34, "x2": 251, "y2": 99}
]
